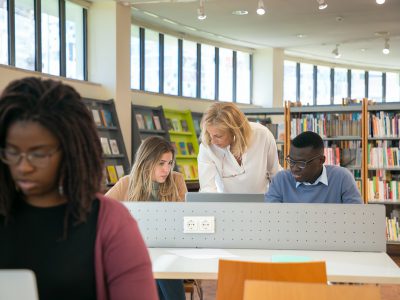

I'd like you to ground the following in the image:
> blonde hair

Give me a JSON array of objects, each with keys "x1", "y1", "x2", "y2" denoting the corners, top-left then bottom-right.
[
  {"x1": 200, "y1": 102, "x2": 252, "y2": 157},
  {"x1": 127, "y1": 136, "x2": 180, "y2": 201}
]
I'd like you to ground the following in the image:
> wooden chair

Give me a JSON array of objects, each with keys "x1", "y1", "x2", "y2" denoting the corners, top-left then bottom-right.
[
  {"x1": 216, "y1": 259, "x2": 327, "y2": 300},
  {"x1": 243, "y1": 280, "x2": 381, "y2": 300}
]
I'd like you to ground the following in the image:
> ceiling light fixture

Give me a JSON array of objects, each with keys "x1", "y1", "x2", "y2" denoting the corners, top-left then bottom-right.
[
  {"x1": 256, "y1": 0, "x2": 266, "y2": 15},
  {"x1": 197, "y1": 0, "x2": 207, "y2": 20},
  {"x1": 332, "y1": 44, "x2": 341, "y2": 58},
  {"x1": 376, "y1": 0, "x2": 385, "y2": 4},
  {"x1": 382, "y1": 38, "x2": 390, "y2": 54},
  {"x1": 317, "y1": 0, "x2": 328, "y2": 10},
  {"x1": 232, "y1": 10, "x2": 249, "y2": 16}
]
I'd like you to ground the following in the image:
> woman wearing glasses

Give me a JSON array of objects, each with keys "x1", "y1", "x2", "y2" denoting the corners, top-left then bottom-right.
[
  {"x1": 0, "y1": 77, "x2": 158, "y2": 300},
  {"x1": 198, "y1": 102, "x2": 281, "y2": 193},
  {"x1": 265, "y1": 131, "x2": 362, "y2": 203}
]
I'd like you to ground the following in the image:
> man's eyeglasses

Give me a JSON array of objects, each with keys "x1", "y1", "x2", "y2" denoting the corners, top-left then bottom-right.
[
  {"x1": 285, "y1": 154, "x2": 322, "y2": 169},
  {"x1": 221, "y1": 153, "x2": 245, "y2": 178},
  {"x1": 0, "y1": 147, "x2": 60, "y2": 168}
]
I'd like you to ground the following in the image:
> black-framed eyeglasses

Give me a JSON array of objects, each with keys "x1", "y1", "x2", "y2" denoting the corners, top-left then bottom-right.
[
  {"x1": 285, "y1": 154, "x2": 322, "y2": 169},
  {"x1": 0, "y1": 147, "x2": 60, "y2": 168},
  {"x1": 221, "y1": 153, "x2": 245, "y2": 178}
]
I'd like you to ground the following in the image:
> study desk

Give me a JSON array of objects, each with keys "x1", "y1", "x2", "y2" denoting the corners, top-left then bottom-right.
[{"x1": 149, "y1": 248, "x2": 400, "y2": 284}]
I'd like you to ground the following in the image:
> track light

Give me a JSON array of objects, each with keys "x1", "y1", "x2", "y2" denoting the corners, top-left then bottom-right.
[
  {"x1": 383, "y1": 38, "x2": 390, "y2": 55},
  {"x1": 317, "y1": 0, "x2": 328, "y2": 10},
  {"x1": 197, "y1": 0, "x2": 206, "y2": 20},
  {"x1": 376, "y1": 0, "x2": 385, "y2": 4},
  {"x1": 332, "y1": 44, "x2": 341, "y2": 58},
  {"x1": 256, "y1": 0, "x2": 266, "y2": 15}
]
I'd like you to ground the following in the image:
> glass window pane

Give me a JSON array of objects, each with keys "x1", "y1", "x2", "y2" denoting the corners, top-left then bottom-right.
[
  {"x1": 182, "y1": 40, "x2": 197, "y2": 98},
  {"x1": 236, "y1": 51, "x2": 250, "y2": 104},
  {"x1": 299, "y1": 63, "x2": 313, "y2": 105},
  {"x1": 201, "y1": 43, "x2": 215, "y2": 100},
  {"x1": 144, "y1": 29, "x2": 159, "y2": 93},
  {"x1": 316, "y1": 66, "x2": 330, "y2": 105},
  {"x1": 386, "y1": 72, "x2": 400, "y2": 102},
  {"x1": 41, "y1": 0, "x2": 60, "y2": 76},
  {"x1": 284, "y1": 60, "x2": 296, "y2": 103},
  {"x1": 65, "y1": 1, "x2": 84, "y2": 80},
  {"x1": 0, "y1": 0, "x2": 8, "y2": 64},
  {"x1": 351, "y1": 69, "x2": 365, "y2": 100},
  {"x1": 334, "y1": 67, "x2": 348, "y2": 104},
  {"x1": 218, "y1": 47, "x2": 233, "y2": 101},
  {"x1": 15, "y1": 0, "x2": 35, "y2": 70},
  {"x1": 368, "y1": 71, "x2": 383, "y2": 102},
  {"x1": 164, "y1": 34, "x2": 178, "y2": 95},
  {"x1": 131, "y1": 25, "x2": 140, "y2": 90}
]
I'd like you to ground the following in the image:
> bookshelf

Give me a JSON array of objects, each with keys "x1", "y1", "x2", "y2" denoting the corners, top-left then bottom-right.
[
  {"x1": 83, "y1": 98, "x2": 130, "y2": 189},
  {"x1": 163, "y1": 108, "x2": 200, "y2": 186},
  {"x1": 131, "y1": 104, "x2": 170, "y2": 159}
]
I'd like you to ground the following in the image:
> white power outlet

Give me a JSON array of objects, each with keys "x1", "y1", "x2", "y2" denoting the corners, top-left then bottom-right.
[{"x1": 183, "y1": 216, "x2": 215, "y2": 233}]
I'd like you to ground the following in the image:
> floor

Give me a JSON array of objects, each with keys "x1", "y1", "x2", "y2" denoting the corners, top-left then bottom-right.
[{"x1": 185, "y1": 256, "x2": 400, "y2": 300}]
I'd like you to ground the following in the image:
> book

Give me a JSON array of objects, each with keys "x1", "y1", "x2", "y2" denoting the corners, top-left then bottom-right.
[
  {"x1": 193, "y1": 119, "x2": 201, "y2": 133},
  {"x1": 171, "y1": 118, "x2": 180, "y2": 131},
  {"x1": 106, "y1": 165, "x2": 118, "y2": 184},
  {"x1": 115, "y1": 165, "x2": 125, "y2": 179},
  {"x1": 100, "y1": 137, "x2": 111, "y2": 155},
  {"x1": 183, "y1": 165, "x2": 193, "y2": 179},
  {"x1": 171, "y1": 141, "x2": 178, "y2": 154},
  {"x1": 166, "y1": 118, "x2": 174, "y2": 131},
  {"x1": 91, "y1": 109, "x2": 102, "y2": 126},
  {"x1": 153, "y1": 115, "x2": 162, "y2": 130},
  {"x1": 178, "y1": 141, "x2": 187, "y2": 155},
  {"x1": 187, "y1": 142, "x2": 195, "y2": 155},
  {"x1": 180, "y1": 119, "x2": 189, "y2": 132},
  {"x1": 143, "y1": 114, "x2": 154, "y2": 130},
  {"x1": 135, "y1": 113, "x2": 145, "y2": 129},
  {"x1": 277, "y1": 123, "x2": 285, "y2": 141},
  {"x1": 109, "y1": 139, "x2": 120, "y2": 155},
  {"x1": 100, "y1": 109, "x2": 114, "y2": 127},
  {"x1": 191, "y1": 165, "x2": 197, "y2": 178}
]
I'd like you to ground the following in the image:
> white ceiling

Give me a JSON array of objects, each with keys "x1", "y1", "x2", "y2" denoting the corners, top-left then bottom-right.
[{"x1": 127, "y1": 0, "x2": 400, "y2": 71}]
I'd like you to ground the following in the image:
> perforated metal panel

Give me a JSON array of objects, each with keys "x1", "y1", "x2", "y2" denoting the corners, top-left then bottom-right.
[{"x1": 123, "y1": 202, "x2": 386, "y2": 252}]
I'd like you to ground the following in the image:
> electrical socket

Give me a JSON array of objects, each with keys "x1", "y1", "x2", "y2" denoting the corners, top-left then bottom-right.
[{"x1": 183, "y1": 216, "x2": 215, "y2": 233}]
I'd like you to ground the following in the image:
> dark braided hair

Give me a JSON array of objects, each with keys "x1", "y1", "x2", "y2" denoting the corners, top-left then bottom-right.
[{"x1": 0, "y1": 77, "x2": 104, "y2": 233}]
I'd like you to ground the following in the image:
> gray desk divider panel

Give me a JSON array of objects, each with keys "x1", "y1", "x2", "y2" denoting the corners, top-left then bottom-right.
[{"x1": 123, "y1": 202, "x2": 386, "y2": 252}]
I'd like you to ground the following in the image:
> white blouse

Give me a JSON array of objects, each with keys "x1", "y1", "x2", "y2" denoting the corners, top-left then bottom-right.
[{"x1": 197, "y1": 122, "x2": 282, "y2": 193}]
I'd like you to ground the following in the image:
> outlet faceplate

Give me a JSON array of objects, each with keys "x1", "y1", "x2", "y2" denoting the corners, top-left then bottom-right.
[{"x1": 183, "y1": 216, "x2": 215, "y2": 233}]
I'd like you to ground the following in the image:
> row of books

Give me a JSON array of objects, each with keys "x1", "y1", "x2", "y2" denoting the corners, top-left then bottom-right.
[
  {"x1": 171, "y1": 141, "x2": 195, "y2": 156},
  {"x1": 135, "y1": 113, "x2": 163, "y2": 131},
  {"x1": 367, "y1": 178, "x2": 400, "y2": 201},
  {"x1": 91, "y1": 108, "x2": 114, "y2": 127},
  {"x1": 105, "y1": 165, "x2": 125, "y2": 184},
  {"x1": 290, "y1": 113, "x2": 362, "y2": 138},
  {"x1": 369, "y1": 112, "x2": 400, "y2": 138},
  {"x1": 166, "y1": 118, "x2": 190, "y2": 132},
  {"x1": 100, "y1": 137, "x2": 120, "y2": 155},
  {"x1": 367, "y1": 142, "x2": 400, "y2": 168},
  {"x1": 176, "y1": 164, "x2": 198, "y2": 180},
  {"x1": 386, "y1": 217, "x2": 400, "y2": 242}
]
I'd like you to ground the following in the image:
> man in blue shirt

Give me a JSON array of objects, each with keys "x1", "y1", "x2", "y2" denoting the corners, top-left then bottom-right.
[{"x1": 265, "y1": 131, "x2": 362, "y2": 204}]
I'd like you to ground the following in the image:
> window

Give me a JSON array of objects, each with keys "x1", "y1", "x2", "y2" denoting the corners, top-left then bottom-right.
[
  {"x1": 316, "y1": 66, "x2": 330, "y2": 105},
  {"x1": 41, "y1": 0, "x2": 60, "y2": 76},
  {"x1": 386, "y1": 72, "x2": 400, "y2": 102},
  {"x1": 163, "y1": 34, "x2": 178, "y2": 95},
  {"x1": 0, "y1": 0, "x2": 8, "y2": 64},
  {"x1": 144, "y1": 29, "x2": 159, "y2": 93},
  {"x1": 236, "y1": 51, "x2": 251, "y2": 104},
  {"x1": 368, "y1": 71, "x2": 383, "y2": 102},
  {"x1": 131, "y1": 25, "x2": 140, "y2": 90},
  {"x1": 351, "y1": 69, "x2": 365, "y2": 100},
  {"x1": 15, "y1": 0, "x2": 35, "y2": 70},
  {"x1": 284, "y1": 60, "x2": 297, "y2": 102},
  {"x1": 65, "y1": 1, "x2": 84, "y2": 80},
  {"x1": 219, "y1": 47, "x2": 233, "y2": 102},
  {"x1": 182, "y1": 40, "x2": 197, "y2": 98},
  {"x1": 299, "y1": 63, "x2": 313, "y2": 105},
  {"x1": 334, "y1": 67, "x2": 348, "y2": 104},
  {"x1": 201, "y1": 43, "x2": 215, "y2": 100}
]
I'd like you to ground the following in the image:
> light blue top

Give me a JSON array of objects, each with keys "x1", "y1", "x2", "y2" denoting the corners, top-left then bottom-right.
[{"x1": 265, "y1": 165, "x2": 362, "y2": 204}]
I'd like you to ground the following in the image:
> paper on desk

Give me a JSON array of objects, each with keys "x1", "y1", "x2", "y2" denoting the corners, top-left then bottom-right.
[
  {"x1": 271, "y1": 255, "x2": 312, "y2": 262},
  {"x1": 167, "y1": 249, "x2": 238, "y2": 259}
]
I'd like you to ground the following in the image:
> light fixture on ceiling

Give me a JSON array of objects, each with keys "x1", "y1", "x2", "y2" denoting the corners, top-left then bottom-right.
[
  {"x1": 256, "y1": 0, "x2": 266, "y2": 15},
  {"x1": 376, "y1": 0, "x2": 385, "y2": 4},
  {"x1": 382, "y1": 38, "x2": 390, "y2": 54},
  {"x1": 332, "y1": 44, "x2": 341, "y2": 58},
  {"x1": 197, "y1": 0, "x2": 206, "y2": 20},
  {"x1": 317, "y1": 0, "x2": 328, "y2": 10}
]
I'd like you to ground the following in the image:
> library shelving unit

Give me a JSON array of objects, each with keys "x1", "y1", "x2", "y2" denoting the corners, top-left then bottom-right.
[
  {"x1": 163, "y1": 108, "x2": 200, "y2": 190},
  {"x1": 131, "y1": 104, "x2": 170, "y2": 159},
  {"x1": 365, "y1": 102, "x2": 400, "y2": 250},
  {"x1": 83, "y1": 98, "x2": 130, "y2": 189}
]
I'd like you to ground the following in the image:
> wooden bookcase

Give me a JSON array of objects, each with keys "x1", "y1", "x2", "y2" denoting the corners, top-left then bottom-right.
[
  {"x1": 163, "y1": 108, "x2": 200, "y2": 184},
  {"x1": 83, "y1": 98, "x2": 130, "y2": 189},
  {"x1": 131, "y1": 104, "x2": 170, "y2": 159}
]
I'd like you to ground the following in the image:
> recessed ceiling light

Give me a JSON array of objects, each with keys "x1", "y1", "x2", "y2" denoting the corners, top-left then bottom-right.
[
  {"x1": 143, "y1": 11, "x2": 159, "y2": 18},
  {"x1": 232, "y1": 10, "x2": 248, "y2": 15},
  {"x1": 296, "y1": 34, "x2": 306, "y2": 38},
  {"x1": 162, "y1": 18, "x2": 177, "y2": 25},
  {"x1": 360, "y1": 48, "x2": 366, "y2": 52},
  {"x1": 183, "y1": 26, "x2": 197, "y2": 31}
]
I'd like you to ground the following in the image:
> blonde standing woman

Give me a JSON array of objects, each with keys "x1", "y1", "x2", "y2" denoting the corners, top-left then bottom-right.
[
  {"x1": 106, "y1": 135, "x2": 187, "y2": 300},
  {"x1": 198, "y1": 102, "x2": 281, "y2": 193}
]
